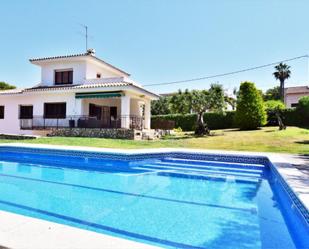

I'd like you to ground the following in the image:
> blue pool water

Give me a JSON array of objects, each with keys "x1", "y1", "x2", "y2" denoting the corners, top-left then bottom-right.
[{"x1": 0, "y1": 148, "x2": 308, "y2": 249}]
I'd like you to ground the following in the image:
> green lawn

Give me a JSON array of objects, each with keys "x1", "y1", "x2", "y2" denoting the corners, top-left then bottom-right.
[{"x1": 0, "y1": 126, "x2": 308, "y2": 154}]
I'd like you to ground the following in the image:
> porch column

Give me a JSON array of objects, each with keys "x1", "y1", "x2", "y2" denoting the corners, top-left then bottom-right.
[
  {"x1": 144, "y1": 99, "x2": 151, "y2": 129},
  {"x1": 74, "y1": 98, "x2": 83, "y2": 116},
  {"x1": 121, "y1": 95, "x2": 131, "y2": 129}
]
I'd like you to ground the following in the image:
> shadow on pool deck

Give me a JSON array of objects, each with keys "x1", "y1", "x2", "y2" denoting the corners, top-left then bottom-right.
[
  {"x1": 272, "y1": 154, "x2": 309, "y2": 197},
  {"x1": 289, "y1": 154, "x2": 309, "y2": 176}
]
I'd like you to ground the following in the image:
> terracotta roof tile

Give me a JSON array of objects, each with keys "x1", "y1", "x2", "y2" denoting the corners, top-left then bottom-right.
[
  {"x1": 285, "y1": 86, "x2": 309, "y2": 94},
  {"x1": 29, "y1": 53, "x2": 130, "y2": 76},
  {"x1": 23, "y1": 82, "x2": 132, "y2": 92},
  {"x1": 29, "y1": 53, "x2": 88, "y2": 62}
]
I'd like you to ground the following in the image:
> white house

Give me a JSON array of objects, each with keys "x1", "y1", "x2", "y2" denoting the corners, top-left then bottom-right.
[{"x1": 0, "y1": 49, "x2": 159, "y2": 137}]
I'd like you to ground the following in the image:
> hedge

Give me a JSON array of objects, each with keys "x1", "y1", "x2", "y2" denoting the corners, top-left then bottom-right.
[
  {"x1": 152, "y1": 109, "x2": 308, "y2": 131},
  {"x1": 152, "y1": 112, "x2": 236, "y2": 131}
]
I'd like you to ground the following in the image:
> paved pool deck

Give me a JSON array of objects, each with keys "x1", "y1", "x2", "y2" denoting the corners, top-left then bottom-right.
[
  {"x1": 0, "y1": 210, "x2": 160, "y2": 249},
  {"x1": 0, "y1": 143, "x2": 308, "y2": 249}
]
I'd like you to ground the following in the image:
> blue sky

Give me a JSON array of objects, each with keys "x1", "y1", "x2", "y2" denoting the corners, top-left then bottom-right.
[{"x1": 0, "y1": 0, "x2": 308, "y2": 94}]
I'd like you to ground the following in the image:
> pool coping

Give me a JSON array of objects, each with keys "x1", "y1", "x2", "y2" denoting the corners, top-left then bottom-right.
[{"x1": 0, "y1": 143, "x2": 308, "y2": 248}]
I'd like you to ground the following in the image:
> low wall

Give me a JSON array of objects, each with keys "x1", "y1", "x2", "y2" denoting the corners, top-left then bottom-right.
[
  {"x1": 48, "y1": 128, "x2": 135, "y2": 139},
  {"x1": 0, "y1": 134, "x2": 37, "y2": 140}
]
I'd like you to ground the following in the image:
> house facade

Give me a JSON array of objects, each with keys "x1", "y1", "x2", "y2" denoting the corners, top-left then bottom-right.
[
  {"x1": 284, "y1": 86, "x2": 309, "y2": 108},
  {"x1": 0, "y1": 50, "x2": 158, "y2": 136}
]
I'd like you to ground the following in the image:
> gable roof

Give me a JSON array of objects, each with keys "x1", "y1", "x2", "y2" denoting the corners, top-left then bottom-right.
[{"x1": 29, "y1": 53, "x2": 130, "y2": 76}]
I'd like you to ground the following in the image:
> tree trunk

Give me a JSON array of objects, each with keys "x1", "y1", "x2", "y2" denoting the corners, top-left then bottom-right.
[
  {"x1": 195, "y1": 112, "x2": 209, "y2": 136},
  {"x1": 276, "y1": 112, "x2": 286, "y2": 130},
  {"x1": 280, "y1": 79, "x2": 285, "y2": 103}
]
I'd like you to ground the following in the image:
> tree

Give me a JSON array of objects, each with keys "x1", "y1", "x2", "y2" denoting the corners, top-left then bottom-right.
[
  {"x1": 191, "y1": 84, "x2": 225, "y2": 135},
  {"x1": 225, "y1": 95, "x2": 237, "y2": 110},
  {"x1": 264, "y1": 100, "x2": 286, "y2": 130},
  {"x1": 235, "y1": 82, "x2": 267, "y2": 130},
  {"x1": 273, "y1": 63, "x2": 291, "y2": 102},
  {"x1": 169, "y1": 89, "x2": 192, "y2": 114},
  {"x1": 263, "y1": 86, "x2": 281, "y2": 101},
  {"x1": 151, "y1": 96, "x2": 171, "y2": 115},
  {"x1": 0, "y1": 82, "x2": 16, "y2": 90}
]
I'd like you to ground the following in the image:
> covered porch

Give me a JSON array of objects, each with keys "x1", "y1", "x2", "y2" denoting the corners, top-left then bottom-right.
[{"x1": 20, "y1": 91, "x2": 152, "y2": 130}]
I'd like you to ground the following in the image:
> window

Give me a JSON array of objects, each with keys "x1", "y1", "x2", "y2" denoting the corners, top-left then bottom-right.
[
  {"x1": 291, "y1": 103, "x2": 298, "y2": 108},
  {"x1": 19, "y1": 105, "x2": 33, "y2": 119},
  {"x1": 44, "y1": 103, "x2": 66, "y2": 119},
  {"x1": 54, "y1": 70, "x2": 73, "y2": 85},
  {"x1": 0, "y1": 106, "x2": 4, "y2": 119},
  {"x1": 96, "y1": 73, "x2": 101, "y2": 79},
  {"x1": 89, "y1": 104, "x2": 102, "y2": 119}
]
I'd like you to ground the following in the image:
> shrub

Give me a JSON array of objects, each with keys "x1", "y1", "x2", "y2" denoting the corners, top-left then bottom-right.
[
  {"x1": 264, "y1": 100, "x2": 285, "y2": 111},
  {"x1": 151, "y1": 119, "x2": 175, "y2": 130},
  {"x1": 281, "y1": 108, "x2": 300, "y2": 126},
  {"x1": 151, "y1": 108, "x2": 308, "y2": 131},
  {"x1": 152, "y1": 114, "x2": 196, "y2": 131},
  {"x1": 152, "y1": 112, "x2": 236, "y2": 131},
  {"x1": 235, "y1": 82, "x2": 267, "y2": 130},
  {"x1": 297, "y1": 96, "x2": 309, "y2": 124},
  {"x1": 173, "y1": 127, "x2": 183, "y2": 133}
]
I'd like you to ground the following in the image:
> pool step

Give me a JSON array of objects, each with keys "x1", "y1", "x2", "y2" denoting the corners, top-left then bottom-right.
[
  {"x1": 162, "y1": 158, "x2": 266, "y2": 171},
  {"x1": 135, "y1": 163, "x2": 263, "y2": 179},
  {"x1": 157, "y1": 170, "x2": 260, "y2": 183},
  {"x1": 155, "y1": 161, "x2": 263, "y2": 174}
]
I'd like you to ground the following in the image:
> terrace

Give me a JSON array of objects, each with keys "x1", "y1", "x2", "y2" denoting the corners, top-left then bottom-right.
[{"x1": 19, "y1": 115, "x2": 144, "y2": 130}]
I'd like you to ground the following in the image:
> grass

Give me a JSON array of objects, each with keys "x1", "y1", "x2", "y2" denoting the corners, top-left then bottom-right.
[{"x1": 0, "y1": 126, "x2": 308, "y2": 154}]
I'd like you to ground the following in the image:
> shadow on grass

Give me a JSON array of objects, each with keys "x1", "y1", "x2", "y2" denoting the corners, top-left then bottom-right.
[
  {"x1": 161, "y1": 136, "x2": 193, "y2": 141},
  {"x1": 264, "y1": 129, "x2": 279, "y2": 133},
  {"x1": 162, "y1": 132, "x2": 224, "y2": 140},
  {"x1": 295, "y1": 140, "x2": 309, "y2": 145}
]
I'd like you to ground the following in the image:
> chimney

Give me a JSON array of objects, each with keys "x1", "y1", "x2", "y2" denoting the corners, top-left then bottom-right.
[{"x1": 86, "y1": 48, "x2": 96, "y2": 56}]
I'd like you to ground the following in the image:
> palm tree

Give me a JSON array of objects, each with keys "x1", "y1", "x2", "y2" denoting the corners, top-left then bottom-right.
[{"x1": 273, "y1": 63, "x2": 291, "y2": 103}]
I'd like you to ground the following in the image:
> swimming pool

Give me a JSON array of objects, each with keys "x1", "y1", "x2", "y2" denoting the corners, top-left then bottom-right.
[{"x1": 0, "y1": 146, "x2": 307, "y2": 249}]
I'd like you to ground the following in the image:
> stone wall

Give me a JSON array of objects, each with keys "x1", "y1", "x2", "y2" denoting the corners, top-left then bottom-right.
[
  {"x1": 48, "y1": 128, "x2": 135, "y2": 139},
  {"x1": 0, "y1": 134, "x2": 37, "y2": 140}
]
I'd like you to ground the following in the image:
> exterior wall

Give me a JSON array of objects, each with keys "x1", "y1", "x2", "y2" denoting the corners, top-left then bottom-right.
[
  {"x1": 0, "y1": 92, "x2": 78, "y2": 135},
  {"x1": 39, "y1": 59, "x2": 125, "y2": 86},
  {"x1": 85, "y1": 61, "x2": 121, "y2": 79},
  {"x1": 285, "y1": 93, "x2": 309, "y2": 107},
  {"x1": 0, "y1": 91, "x2": 152, "y2": 135},
  {"x1": 40, "y1": 61, "x2": 87, "y2": 86}
]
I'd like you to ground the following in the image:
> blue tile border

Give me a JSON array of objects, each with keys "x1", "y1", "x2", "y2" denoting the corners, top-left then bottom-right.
[
  {"x1": 0, "y1": 146, "x2": 270, "y2": 165},
  {"x1": 268, "y1": 162, "x2": 309, "y2": 226}
]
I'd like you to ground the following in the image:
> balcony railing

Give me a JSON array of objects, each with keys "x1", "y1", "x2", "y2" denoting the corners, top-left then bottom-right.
[{"x1": 20, "y1": 115, "x2": 144, "y2": 130}]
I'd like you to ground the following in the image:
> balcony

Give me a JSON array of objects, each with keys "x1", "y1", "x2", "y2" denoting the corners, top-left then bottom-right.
[{"x1": 20, "y1": 115, "x2": 144, "y2": 130}]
